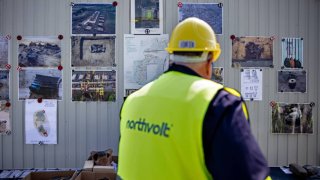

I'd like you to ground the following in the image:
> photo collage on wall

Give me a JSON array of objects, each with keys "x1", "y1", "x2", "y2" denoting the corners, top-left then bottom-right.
[
  {"x1": 124, "y1": 0, "x2": 169, "y2": 97},
  {"x1": 18, "y1": 36, "x2": 63, "y2": 100},
  {"x1": 0, "y1": 35, "x2": 11, "y2": 135},
  {"x1": 17, "y1": 36, "x2": 62, "y2": 142},
  {"x1": 229, "y1": 34, "x2": 311, "y2": 134},
  {"x1": 279, "y1": 38, "x2": 306, "y2": 93},
  {"x1": 71, "y1": 2, "x2": 117, "y2": 102},
  {"x1": 231, "y1": 36, "x2": 273, "y2": 102}
]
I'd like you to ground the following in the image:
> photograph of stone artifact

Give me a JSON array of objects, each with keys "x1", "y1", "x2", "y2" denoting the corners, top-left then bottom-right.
[
  {"x1": 211, "y1": 67, "x2": 224, "y2": 84},
  {"x1": 0, "y1": 101, "x2": 10, "y2": 135},
  {"x1": 0, "y1": 36, "x2": 8, "y2": 69},
  {"x1": 278, "y1": 70, "x2": 306, "y2": 93},
  {"x1": 0, "y1": 70, "x2": 9, "y2": 100},
  {"x1": 232, "y1": 36, "x2": 273, "y2": 68}
]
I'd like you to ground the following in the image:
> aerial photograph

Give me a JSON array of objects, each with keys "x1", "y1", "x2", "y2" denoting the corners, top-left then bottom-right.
[{"x1": 72, "y1": 3, "x2": 116, "y2": 34}]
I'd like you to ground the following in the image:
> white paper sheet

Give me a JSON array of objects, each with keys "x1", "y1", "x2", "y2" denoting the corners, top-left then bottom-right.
[
  {"x1": 25, "y1": 99, "x2": 57, "y2": 144},
  {"x1": 241, "y1": 68, "x2": 263, "y2": 101},
  {"x1": 123, "y1": 34, "x2": 169, "y2": 95}
]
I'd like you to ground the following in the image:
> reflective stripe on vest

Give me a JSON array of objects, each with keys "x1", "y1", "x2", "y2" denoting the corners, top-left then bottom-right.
[{"x1": 118, "y1": 71, "x2": 223, "y2": 180}]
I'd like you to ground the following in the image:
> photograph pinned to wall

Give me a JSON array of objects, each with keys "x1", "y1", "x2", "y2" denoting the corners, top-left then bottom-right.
[
  {"x1": 211, "y1": 67, "x2": 224, "y2": 84},
  {"x1": 71, "y1": 36, "x2": 115, "y2": 67},
  {"x1": 18, "y1": 36, "x2": 61, "y2": 68},
  {"x1": 0, "y1": 70, "x2": 9, "y2": 100},
  {"x1": 125, "y1": 89, "x2": 138, "y2": 97},
  {"x1": 19, "y1": 69, "x2": 62, "y2": 100},
  {"x1": 281, "y1": 38, "x2": 303, "y2": 69},
  {"x1": 278, "y1": 70, "x2": 306, "y2": 93},
  {"x1": 0, "y1": 101, "x2": 11, "y2": 135},
  {"x1": 271, "y1": 102, "x2": 313, "y2": 134},
  {"x1": 131, "y1": 0, "x2": 163, "y2": 34},
  {"x1": 232, "y1": 36, "x2": 274, "y2": 68},
  {"x1": 124, "y1": 34, "x2": 169, "y2": 92},
  {"x1": 178, "y1": 2, "x2": 223, "y2": 35},
  {"x1": 72, "y1": 70, "x2": 116, "y2": 102},
  {"x1": 25, "y1": 99, "x2": 57, "y2": 144},
  {"x1": 240, "y1": 68, "x2": 263, "y2": 101},
  {"x1": 71, "y1": 3, "x2": 116, "y2": 35},
  {"x1": 0, "y1": 36, "x2": 9, "y2": 69}
]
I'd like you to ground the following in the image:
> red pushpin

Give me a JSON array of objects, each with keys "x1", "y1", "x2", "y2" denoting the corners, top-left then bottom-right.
[
  {"x1": 5, "y1": 102, "x2": 11, "y2": 107},
  {"x1": 58, "y1": 65, "x2": 63, "y2": 71},
  {"x1": 177, "y1": 2, "x2": 183, "y2": 8},
  {"x1": 230, "y1": 35, "x2": 236, "y2": 40},
  {"x1": 112, "y1": 1, "x2": 118, "y2": 6},
  {"x1": 37, "y1": 98, "x2": 43, "y2": 103}
]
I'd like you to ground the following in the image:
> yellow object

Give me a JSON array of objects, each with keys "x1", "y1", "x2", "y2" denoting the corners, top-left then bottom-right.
[
  {"x1": 166, "y1": 17, "x2": 221, "y2": 61},
  {"x1": 118, "y1": 71, "x2": 223, "y2": 180},
  {"x1": 224, "y1": 87, "x2": 249, "y2": 121}
]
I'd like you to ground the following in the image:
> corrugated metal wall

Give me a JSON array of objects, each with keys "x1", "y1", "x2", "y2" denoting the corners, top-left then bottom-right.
[{"x1": 0, "y1": 0, "x2": 319, "y2": 169}]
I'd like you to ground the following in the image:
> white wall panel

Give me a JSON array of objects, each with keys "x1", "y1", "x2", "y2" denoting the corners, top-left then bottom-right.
[{"x1": 0, "y1": 0, "x2": 319, "y2": 168}]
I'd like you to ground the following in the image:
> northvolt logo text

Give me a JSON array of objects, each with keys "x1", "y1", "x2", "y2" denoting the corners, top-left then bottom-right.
[{"x1": 126, "y1": 118, "x2": 171, "y2": 138}]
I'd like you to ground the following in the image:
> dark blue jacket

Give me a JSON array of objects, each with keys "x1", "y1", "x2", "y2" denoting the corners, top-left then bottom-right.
[{"x1": 168, "y1": 64, "x2": 269, "y2": 180}]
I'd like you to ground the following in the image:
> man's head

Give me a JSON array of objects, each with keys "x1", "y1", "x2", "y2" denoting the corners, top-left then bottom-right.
[{"x1": 166, "y1": 17, "x2": 221, "y2": 79}]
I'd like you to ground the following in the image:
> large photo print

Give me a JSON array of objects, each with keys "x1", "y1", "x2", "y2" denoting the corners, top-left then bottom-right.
[
  {"x1": 18, "y1": 36, "x2": 61, "y2": 68},
  {"x1": 71, "y1": 36, "x2": 115, "y2": 67},
  {"x1": 232, "y1": 36, "x2": 273, "y2": 68},
  {"x1": 72, "y1": 3, "x2": 116, "y2": 35},
  {"x1": 271, "y1": 102, "x2": 313, "y2": 134},
  {"x1": 72, "y1": 70, "x2": 116, "y2": 102},
  {"x1": 178, "y1": 3, "x2": 223, "y2": 35},
  {"x1": 19, "y1": 69, "x2": 62, "y2": 100}
]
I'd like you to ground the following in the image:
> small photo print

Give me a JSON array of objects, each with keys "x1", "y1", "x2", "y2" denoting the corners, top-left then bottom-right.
[
  {"x1": 131, "y1": 0, "x2": 163, "y2": 34},
  {"x1": 232, "y1": 36, "x2": 273, "y2": 68},
  {"x1": 178, "y1": 3, "x2": 223, "y2": 34},
  {"x1": 278, "y1": 70, "x2": 306, "y2": 93},
  {"x1": 18, "y1": 36, "x2": 61, "y2": 68},
  {"x1": 125, "y1": 89, "x2": 138, "y2": 97},
  {"x1": 281, "y1": 38, "x2": 303, "y2": 69},
  {"x1": 0, "y1": 36, "x2": 9, "y2": 69},
  {"x1": 211, "y1": 67, "x2": 223, "y2": 84},
  {"x1": 0, "y1": 70, "x2": 9, "y2": 100},
  {"x1": 271, "y1": 102, "x2": 313, "y2": 134},
  {"x1": 19, "y1": 69, "x2": 62, "y2": 100},
  {"x1": 72, "y1": 3, "x2": 116, "y2": 35},
  {"x1": 0, "y1": 101, "x2": 10, "y2": 135},
  {"x1": 72, "y1": 70, "x2": 116, "y2": 102},
  {"x1": 71, "y1": 36, "x2": 115, "y2": 67}
]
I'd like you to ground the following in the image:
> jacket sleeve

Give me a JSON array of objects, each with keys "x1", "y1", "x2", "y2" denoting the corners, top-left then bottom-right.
[{"x1": 202, "y1": 89, "x2": 270, "y2": 180}]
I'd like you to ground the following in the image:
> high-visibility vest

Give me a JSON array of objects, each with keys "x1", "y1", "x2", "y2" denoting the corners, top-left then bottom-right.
[{"x1": 118, "y1": 71, "x2": 223, "y2": 180}]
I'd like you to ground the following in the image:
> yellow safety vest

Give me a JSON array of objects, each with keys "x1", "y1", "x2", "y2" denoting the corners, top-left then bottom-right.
[{"x1": 118, "y1": 71, "x2": 223, "y2": 180}]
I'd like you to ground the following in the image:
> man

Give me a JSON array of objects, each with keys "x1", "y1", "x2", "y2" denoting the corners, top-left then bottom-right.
[{"x1": 118, "y1": 17, "x2": 270, "y2": 180}]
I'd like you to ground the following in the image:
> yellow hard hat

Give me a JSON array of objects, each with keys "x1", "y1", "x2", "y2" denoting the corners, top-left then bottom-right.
[{"x1": 166, "y1": 17, "x2": 221, "y2": 62}]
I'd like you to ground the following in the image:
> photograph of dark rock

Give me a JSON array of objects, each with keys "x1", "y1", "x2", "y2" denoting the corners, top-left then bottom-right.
[
  {"x1": 232, "y1": 36, "x2": 273, "y2": 68},
  {"x1": 278, "y1": 70, "x2": 307, "y2": 93}
]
